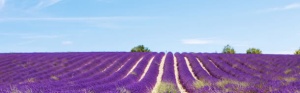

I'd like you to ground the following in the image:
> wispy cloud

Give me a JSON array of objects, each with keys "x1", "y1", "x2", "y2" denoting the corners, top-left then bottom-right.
[
  {"x1": 181, "y1": 39, "x2": 213, "y2": 45},
  {"x1": 0, "y1": 0, "x2": 5, "y2": 10},
  {"x1": 232, "y1": 44, "x2": 250, "y2": 48},
  {"x1": 22, "y1": 35, "x2": 61, "y2": 39},
  {"x1": 16, "y1": 40, "x2": 37, "y2": 46},
  {"x1": 97, "y1": 0, "x2": 114, "y2": 3},
  {"x1": 33, "y1": 0, "x2": 61, "y2": 10},
  {"x1": 0, "y1": 32, "x2": 30, "y2": 36},
  {"x1": 264, "y1": 3, "x2": 300, "y2": 12},
  {"x1": 0, "y1": 32, "x2": 63, "y2": 39},
  {"x1": 0, "y1": 16, "x2": 154, "y2": 22},
  {"x1": 61, "y1": 41, "x2": 73, "y2": 45}
]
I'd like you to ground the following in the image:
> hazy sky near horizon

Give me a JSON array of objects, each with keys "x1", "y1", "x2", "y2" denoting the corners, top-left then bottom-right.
[{"x1": 0, "y1": 0, "x2": 299, "y2": 54}]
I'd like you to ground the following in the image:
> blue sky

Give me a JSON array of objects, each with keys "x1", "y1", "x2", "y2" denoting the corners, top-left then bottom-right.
[{"x1": 0, "y1": 0, "x2": 299, "y2": 54}]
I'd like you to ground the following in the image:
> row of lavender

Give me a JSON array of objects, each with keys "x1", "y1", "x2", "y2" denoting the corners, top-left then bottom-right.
[
  {"x1": 0, "y1": 52, "x2": 163, "y2": 92},
  {"x1": 0, "y1": 53, "x2": 108, "y2": 85},
  {"x1": 154, "y1": 53, "x2": 300, "y2": 92},
  {"x1": 0, "y1": 52, "x2": 299, "y2": 92}
]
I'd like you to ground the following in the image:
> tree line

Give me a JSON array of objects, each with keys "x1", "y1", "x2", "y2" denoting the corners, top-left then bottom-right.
[{"x1": 131, "y1": 45, "x2": 300, "y2": 55}]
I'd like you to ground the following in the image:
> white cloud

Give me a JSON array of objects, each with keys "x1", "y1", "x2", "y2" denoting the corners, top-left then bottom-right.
[
  {"x1": 0, "y1": 33, "x2": 63, "y2": 39},
  {"x1": 232, "y1": 44, "x2": 250, "y2": 48},
  {"x1": 0, "y1": 16, "x2": 152, "y2": 22},
  {"x1": 33, "y1": 0, "x2": 61, "y2": 10},
  {"x1": 0, "y1": 32, "x2": 30, "y2": 36},
  {"x1": 0, "y1": 0, "x2": 5, "y2": 9},
  {"x1": 97, "y1": 0, "x2": 114, "y2": 3},
  {"x1": 268, "y1": 3, "x2": 300, "y2": 11},
  {"x1": 22, "y1": 35, "x2": 61, "y2": 39},
  {"x1": 16, "y1": 40, "x2": 36, "y2": 46},
  {"x1": 181, "y1": 39, "x2": 213, "y2": 45},
  {"x1": 61, "y1": 41, "x2": 73, "y2": 45}
]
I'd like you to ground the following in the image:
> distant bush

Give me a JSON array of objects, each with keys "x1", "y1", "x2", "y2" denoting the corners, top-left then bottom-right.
[
  {"x1": 131, "y1": 45, "x2": 151, "y2": 52},
  {"x1": 295, "y1": 48, "x2": 300, "y2": 55},
  {"x1": 246, "y1": 48, "x2": 262, "y2": 54},
  {"x1": 222, "y1": 45, "x2": 235, "y2": 54}
]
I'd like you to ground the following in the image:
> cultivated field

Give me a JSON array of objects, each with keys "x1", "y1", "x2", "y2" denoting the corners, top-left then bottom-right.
[{"x1": 0, "y1": 52, "x2": 299, "y2": 93}]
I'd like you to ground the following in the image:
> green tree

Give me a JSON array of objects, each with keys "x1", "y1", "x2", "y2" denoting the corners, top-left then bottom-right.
[
  {"x1": 222, "y1": 44, "x2": 235, "y2": 54},
  {"x1": 246, "y1": 48, "x2": 262, "y2": 54},
  {"x1": 295, "y1": 48, "x2": 300, "y2": 55},
  {"x1": 131, "y1": 45, "x2": 151, "y2": 52}
]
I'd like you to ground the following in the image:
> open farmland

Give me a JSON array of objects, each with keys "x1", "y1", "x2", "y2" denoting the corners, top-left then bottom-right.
[{"x1": 0, "y1": 52, "x2": 299, "y2": 93}]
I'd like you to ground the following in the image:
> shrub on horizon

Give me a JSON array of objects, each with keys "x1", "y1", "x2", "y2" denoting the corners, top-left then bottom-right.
[
  {"x1": 295, "y1": 48, "x2": 300, "y2": 55},
  {"x1": 222, "y1": 44, "x2": 235, "y2": 54},
  {"x1": 246, "y1": 48, "x2": 262, "y2": 54},
  {"x1": 131, "y1": 45, "x2": 151, "y2": 52}
]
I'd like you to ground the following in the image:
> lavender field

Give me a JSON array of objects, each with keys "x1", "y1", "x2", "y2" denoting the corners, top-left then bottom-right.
[{"x1": 0, "y1": 52, "x2": 299, "y2": 93}]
